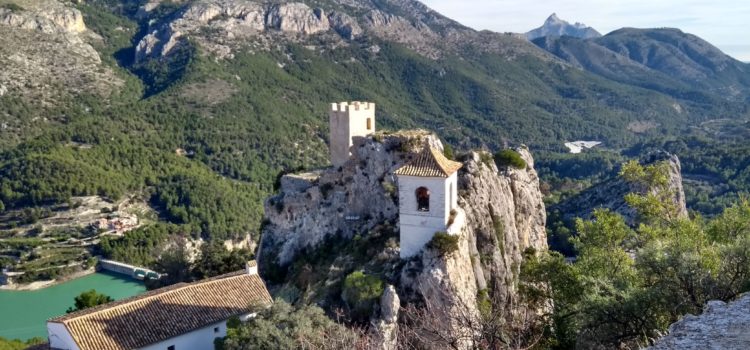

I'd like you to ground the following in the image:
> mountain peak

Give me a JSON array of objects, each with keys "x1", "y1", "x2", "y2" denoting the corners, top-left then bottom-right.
[
  {"x1": 526, "y1": 13, "x2": 601, "y2": 40},
  {"x1": 546, "y1": 13, "x2": 561, "y2": 23}
]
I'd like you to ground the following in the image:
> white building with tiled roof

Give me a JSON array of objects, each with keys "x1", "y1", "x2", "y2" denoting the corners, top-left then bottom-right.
[
  {"x1": 395, "y1": 146, "x2": 463, "y2": 258},
  {"x1": 45, "y1": 262, "x2": 271, "y2": 350}
]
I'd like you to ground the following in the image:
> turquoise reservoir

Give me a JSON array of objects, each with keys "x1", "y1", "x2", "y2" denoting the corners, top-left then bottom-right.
[{"x1": 0, "y1": 271, "x2": 146, "y2": 340}]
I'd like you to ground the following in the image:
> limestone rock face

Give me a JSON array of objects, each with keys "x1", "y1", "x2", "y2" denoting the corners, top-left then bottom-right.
[
  {"x1": 0, "y1": 2, "x2": 86, "y2": 34},
  {"x1": 551, "y1": 152, "x2": 688, "y2": 225},
  {"x1": 130, "y1": 0, "x2": 549, "y2": 63},
  {"x1": 266, "y1": 3, "x2": 329, "y2": 34},
  {"x1": 457, "y1": 148, "x2": 548, "y2": 304},
  {"x1": 259, "y1": 130, "x2": 548, "y2": 349},
  {"x1": 370, "y1": 284, "x2": 400, "y2": 350},
  {"x1": 258, "y1": 130, "x2": 432, "y2": 266},
  {"x1": 134, "y1": 0, "x2": 338, "y2": 62},
  {"x1": 0, "y1": 1, "x2": 121, "y2": 102},
  {"x1": 328, "y1": 11, "x2": 362, "y2": 39},
  {"x1": 649, "y1": 294, "x2": 750, "y2": 349}
]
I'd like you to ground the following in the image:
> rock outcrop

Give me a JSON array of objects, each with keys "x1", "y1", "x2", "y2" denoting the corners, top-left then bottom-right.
[
  {"x1": 0, "y1": 0, "x2": 121, "y2": 102},
  {"x1": 370, "y1": 284, "x2": 400, "y2": 350},
  {"x1": 526, "y1": 13, "x2": 601, "y2": 40},
  {"x1": 458, "y1": 148, "x2": 548, "y2": 303},
  {"x1": 551, "y1": 152, "x2": 688, "y2": 226},
  {"x1": 131, "y1": 0, "x2": 551, "y2": 62},
  {"x1": 259, "y1": 130, "x2": 548, "y2": 348},
  {"x1": 649, "y1": 294, "x2": 750, "y2": 349}
]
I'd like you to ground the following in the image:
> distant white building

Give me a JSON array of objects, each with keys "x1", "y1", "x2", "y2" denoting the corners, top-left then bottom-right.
[
  {"x1": 395, "y1": 146, "x2": 463, "y2": 258},
  {"x1": 43, "y1": 262, "x2": 271, "y2": 350},
  {"x1": 329, "y1": 101, "x2": 376, "y2": 167}
]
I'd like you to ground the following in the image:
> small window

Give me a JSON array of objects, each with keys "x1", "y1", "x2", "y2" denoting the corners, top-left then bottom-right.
[
  {"x1": 416, "y1": 187, "x2": 430, "y2": 212},
  {"x1": 366, "y1": 118, "x2": 372, "y2": 130},
  {"x1": 214, "y1": 327, "x2": 220, "y2": 333},
  {"x1": 168, "y1": 346, "x2": 175, "y2": 350}
]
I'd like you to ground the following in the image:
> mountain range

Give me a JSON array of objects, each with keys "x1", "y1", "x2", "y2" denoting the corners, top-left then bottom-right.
[{"x1": 0, "y1": 0, "x2": 748, "y2": 247}]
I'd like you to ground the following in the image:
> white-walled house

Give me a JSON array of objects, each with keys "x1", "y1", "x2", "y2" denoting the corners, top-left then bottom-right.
[
  {"x1": 329, "y1": 101, "x2": 376, "y2": 167},
  {"x1": 395, "y1": 146, "x2": 463, "y2": 258},
  {"x1": 44, "y1": 262, "x2": 271, "y2": 350}
]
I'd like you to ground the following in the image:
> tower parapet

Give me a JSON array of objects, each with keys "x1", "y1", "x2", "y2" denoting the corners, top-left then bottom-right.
[{"x1": 329, "y1": 101, "x2": 376, "y2": 167}]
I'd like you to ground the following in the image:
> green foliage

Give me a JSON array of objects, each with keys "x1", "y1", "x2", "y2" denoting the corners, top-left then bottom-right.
[
  {"x1": 192, "y1": 241, "x2": 253, "y2": 279},
  {"x1": 66, "y1": 289, "x2": 114, "y2": 313},
  {"x1": 342, "y1": 270, "x2": 384, "y2": 320},
  {"x1": 0, "y1": 337, "x2": 45, "y2": 350},
  {"x1": 0, "y1": 3, "x2": 23, "y2": 12},
  {"x1": 479, "y1": 152, "x2": 494, "y2": 167},
  {"x1": 442, "y1": 143, "x2": 455, "y2": 160},
  {"x1": 153, "y1": 172, "x2": 264, "y2": 240},
  {"x1": 217, "y1": 299, "x2": 361, "y2": 350},
  {"x1": 525, "y1": 198, "x2": 750, "y2": 348},
  {"x1": 619, "y1": 160, "x2": 680, "y2": 224},
  {"x1": 427, "y1": 232, "x2": 459, "y2": 256},
  {"x1": 494, "y1": 149, "x2": 527, "y2": 169}
]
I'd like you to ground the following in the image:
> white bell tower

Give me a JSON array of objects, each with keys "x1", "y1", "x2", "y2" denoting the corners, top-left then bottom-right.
[
  {"x1": 329, "y1": 101, "x2": 376, "y2": 167},
  {"x1": 395, "y1": 146, "x2": 463, "y2": 258}
]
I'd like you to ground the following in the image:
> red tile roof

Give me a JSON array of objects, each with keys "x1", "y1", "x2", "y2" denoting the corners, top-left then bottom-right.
[
  {"x1": 395, "y1": 146, "x2": 463, "y2": 178},
  {"x1": 48, "y1": 269, "x2": 272, "y2": 350}
]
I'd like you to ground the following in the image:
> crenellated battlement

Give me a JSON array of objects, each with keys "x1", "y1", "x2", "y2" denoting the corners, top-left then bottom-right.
[
  {"x1": 329, "y1": 101, "x2": 376, "y2": 166},
  {"x1": 330, "y1": 101, "x2": 376, "y2": 113}
]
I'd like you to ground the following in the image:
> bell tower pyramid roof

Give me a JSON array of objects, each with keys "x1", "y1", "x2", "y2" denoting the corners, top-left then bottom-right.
[{"x1": 395, "y1": 145, "x2": 463, "y2": 178}]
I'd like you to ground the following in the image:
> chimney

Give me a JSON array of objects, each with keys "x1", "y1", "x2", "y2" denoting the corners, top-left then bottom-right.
[{"x1": 246, "y1": 261, "x2": 258, "y2": 275}]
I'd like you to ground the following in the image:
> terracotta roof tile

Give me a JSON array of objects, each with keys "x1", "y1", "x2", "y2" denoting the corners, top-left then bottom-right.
[
  {"x1": 48, "y1": 269, "x2": 272, "y2": 350},
  {"x1": 395, "y1": 146, "x2": 463, "y2": 178}
]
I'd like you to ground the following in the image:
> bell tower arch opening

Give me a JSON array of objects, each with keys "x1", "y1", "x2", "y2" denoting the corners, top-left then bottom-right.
[{"x1": 416, "y1": 187, "x2": 430, "y2": 212}]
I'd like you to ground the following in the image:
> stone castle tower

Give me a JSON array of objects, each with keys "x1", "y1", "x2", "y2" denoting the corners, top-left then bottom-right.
[
  {"x1": 329, "y1": 102, "x2": 375, "y2": 167},
  {"x1": 395, "y1": 146, "x2": 463, "y2": 258}
]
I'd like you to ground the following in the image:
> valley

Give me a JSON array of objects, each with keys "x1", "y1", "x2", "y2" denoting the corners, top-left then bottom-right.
[{"x1": 0, "y1": 0, "x2": 749, "y2": 348}]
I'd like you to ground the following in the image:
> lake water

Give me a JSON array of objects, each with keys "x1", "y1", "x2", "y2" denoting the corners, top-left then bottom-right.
[{"x1": 0, "y1": 271, "x2": 146, "y2": 340}]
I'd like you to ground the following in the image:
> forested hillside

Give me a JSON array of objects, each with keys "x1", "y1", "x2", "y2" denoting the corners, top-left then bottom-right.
[{"x1": 0, "y1": 0, "x2": 748, "y2": 283}]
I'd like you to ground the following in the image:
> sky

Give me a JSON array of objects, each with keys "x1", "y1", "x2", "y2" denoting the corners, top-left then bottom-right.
[{"x1": 421, "y1": 0, "x2": 750, "y2": 62}]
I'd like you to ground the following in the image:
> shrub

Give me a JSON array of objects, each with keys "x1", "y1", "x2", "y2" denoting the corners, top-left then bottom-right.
[
  {"x1": 494, "y1": 149, "x2": 526, "y2": 169},
  {"x1": 0, "y1": 3, "x2": 24, "y2": 12},
  {"x1": 443, "y1": 143, "x2": 455, "y2": 160},
  {"x1": 428, "y1": 232, "x2": 459, "y2": 256},
  {"x1": 342, "y1": 270, "x2": 384, "y2": 320},
  {"x1": 479, "y1": 152, "x2": 494, "y2": 167},
  {"x1": 447, "y1": 209, "x2": 458, "y2": 226}
]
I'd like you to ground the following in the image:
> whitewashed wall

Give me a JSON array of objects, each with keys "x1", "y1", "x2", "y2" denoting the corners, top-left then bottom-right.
[{"x1": 397, "y1": 173, "x2": 458, "y2": 258}]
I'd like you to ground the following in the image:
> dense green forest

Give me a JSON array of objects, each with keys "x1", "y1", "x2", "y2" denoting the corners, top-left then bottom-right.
[
  {"x1": 520, "y1": 162, "x2": 750, "y2": 349},
  {"x1": 0, "y1": 0, "x2": 749, "y2": 289}
]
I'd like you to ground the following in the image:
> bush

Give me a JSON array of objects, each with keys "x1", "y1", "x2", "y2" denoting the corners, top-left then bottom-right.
[
  {"x1": 217, "y1": 299, "x2": 361, "y2": 350},
  {"x1": 342, "y1": 270, "x2": 384, "y2": 320},
  {"x1": 428, "y1": 232, "x2": 459, "y2": 256},
  {"x1": 0, "y1": 3, "x2": 24, "y2": 12},
  {"x1": 443, "y1": 143, "x2": 455, "y2": 160},
  {"x1": 494, "y1": 149, "x2": 527, "y2": 169}
]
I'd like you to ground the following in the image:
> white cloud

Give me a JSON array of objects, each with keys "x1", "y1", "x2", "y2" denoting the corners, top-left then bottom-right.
[{"x1": 422, "y1": 0, "x2": 750, "y2": 61}]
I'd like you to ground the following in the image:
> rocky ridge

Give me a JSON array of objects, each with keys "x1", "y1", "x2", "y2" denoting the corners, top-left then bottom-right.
[
  {"x1": 133, "y1": 0, "x2": 553, "y2": 61},
  {"x1": 551, "y1": 152, "x2": 688, "y2": 226},
  {"x1": 258, "y1": 130, "x2": 548, "y2": 347},
  {"x1": 0, "y1": 0, "x2": 121, "y2": 103},
  {"x1": 525, "y1": 13, "x2": 601, "y2": 40}
]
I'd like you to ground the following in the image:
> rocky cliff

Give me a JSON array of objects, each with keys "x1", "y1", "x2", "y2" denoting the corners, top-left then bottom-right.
[
  {"x1": 551, "y1": 152, "x2": 688, "y2": 226},
  {"x1": 133, "y1": 0, "x2": 551, "y2": 61},
  {"x1": 525, "y1": 13, "x2": 601, "y2": 40},
  {"x1": 258, "y1": 130, "x2": 547, "y2": 348},
  {"x1": 649, "y1": 294, "x2": 750, "y2": 349},
  {"x1": 0, "y1": 0, "x2": 121, "y2": 102}
]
